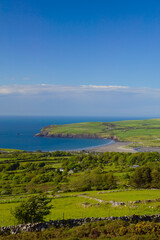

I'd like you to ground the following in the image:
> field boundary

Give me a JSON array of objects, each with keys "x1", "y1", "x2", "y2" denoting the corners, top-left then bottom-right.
[{"x1": 1, "y1": 214, "x2": 160, "y2": 235}]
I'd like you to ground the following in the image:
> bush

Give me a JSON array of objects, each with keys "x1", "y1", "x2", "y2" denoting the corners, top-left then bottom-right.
[{"x1": 12, "y1": 194, "x2": 52, "y2": 224}]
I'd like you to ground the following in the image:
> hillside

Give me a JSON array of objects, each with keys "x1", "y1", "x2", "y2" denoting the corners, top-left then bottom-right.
[{"x1": 35, "y1": 119, "x2": 160, "y2": 147}]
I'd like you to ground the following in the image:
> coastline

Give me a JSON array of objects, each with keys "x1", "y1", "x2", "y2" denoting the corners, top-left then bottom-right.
[
  {"x1": 85, "y1": 141, "x2": 137, "y2": 153},
  {"x1": 84, "y1": 141, "x2": 160, "y2": 153},
  {"x1": 69, "y1": 140, "x2": 137, "y2": 153}
]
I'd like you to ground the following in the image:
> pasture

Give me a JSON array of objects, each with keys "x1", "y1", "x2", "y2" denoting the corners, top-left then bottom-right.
[
  {"x1": 1, "y1": 189, "x2": 160, "y2": 226},
  {"x1": 37, "y1": 119, "x2": 160, "y2": 147}
]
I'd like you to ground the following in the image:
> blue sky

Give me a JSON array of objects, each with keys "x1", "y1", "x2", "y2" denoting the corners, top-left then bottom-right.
[{"x1": 1, "y1": 0, "x2": 160, "y2": 116}]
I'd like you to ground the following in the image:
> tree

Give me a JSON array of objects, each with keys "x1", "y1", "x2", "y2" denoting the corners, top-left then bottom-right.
[
  {"x1": 13, "y1": 194, "x2": 52, "y2": 224},
  {"x1": 130, "y1": 167, "x2": 152, "y2": 188},
  {"x1": 70, "y1": 174, "x2": 92, "y2": 191},
  {"x1": 151, "y1": 169, "x2": 160, "y2": 188}
]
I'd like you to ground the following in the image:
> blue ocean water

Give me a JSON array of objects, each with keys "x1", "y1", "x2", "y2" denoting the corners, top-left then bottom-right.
[{"x1": 0, "y1": 116, "x2": 148, "y2": 151}]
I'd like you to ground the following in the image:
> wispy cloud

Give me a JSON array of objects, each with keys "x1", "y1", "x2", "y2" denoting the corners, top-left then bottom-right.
[
  {"x1": 0, "y1": 84, "x2": 158, "y2": 96},
  {"x1": 0, "y1": 84, "x2": 160, "y2": 116},
  {"x1": 81, "y1": 85, "x2": 129, "y2": 90},
  {"x1": 0, "y1": 83, "x2": 156, "y2": 94}
]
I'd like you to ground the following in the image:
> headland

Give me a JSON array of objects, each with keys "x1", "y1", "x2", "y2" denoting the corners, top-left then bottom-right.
[{"x1": 35, "y1": 119, "x2": 160, "y2": 152}]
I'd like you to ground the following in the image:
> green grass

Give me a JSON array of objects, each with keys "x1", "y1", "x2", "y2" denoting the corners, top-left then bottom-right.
[
  {"x1": 60, "y1": 189, "x2": 160, "y2": 202},
  {"x1": 37, "y1": 119, "x2": 160, "y2": 147},
  {"x1": 1, "y1": 189, "x2": 160, "y2": 226},
  {"x1": 47, "y1": 199, "x2": 160, "y2": 221},
  {"x1": 0, "y1": 203, "x2": 18, "y2": 226},
  {"x1": 0, "y1": 148, "x2": 23, "y2": 152},
  {"x1": 40, "y1": 122, "x2": 107, "y2": 136},
  {"x1": 87, "y1": 189, "x2": 160, "y2": 202},
  {"x1": 40, "y1": 189, "x2": 160, "y2": 221}
]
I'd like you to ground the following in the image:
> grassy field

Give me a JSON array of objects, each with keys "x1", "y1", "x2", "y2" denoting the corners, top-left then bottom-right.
[
  {"x1": 48, "y1": 197, "x2": 160, "y2": 221},
  {"x1": 36, "y1": 119, "x2": 160, "y2": 147},
  {"x1": 37, "y1": 122, "x2": 107, "y2": 137},
  {"x1": 1, "y1": 189, "x2": 160, "y2": 226},
  {"x1": 0, "y1": 150, "x2": 160, "y2": 227},
  {"x1": 87, "y1": 189, "x2": 160, "y2": 202},
  {"x1": 59, "y1": 189, "x2": 160, "y2": 202}
]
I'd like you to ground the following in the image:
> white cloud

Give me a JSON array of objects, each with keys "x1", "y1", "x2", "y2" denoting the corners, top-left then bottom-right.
[
  {"x1": 0, "y1": 84, "x2": 160, "y2": 97},
  {"x1": 1, "y1": 84, "x2": 160, "y2": 117},
  {"x1": 81, "y1": 85, "x2": 129, "y2": 90}
]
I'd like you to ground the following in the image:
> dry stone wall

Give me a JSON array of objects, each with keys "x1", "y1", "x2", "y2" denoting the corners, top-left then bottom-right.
[{"x1": 1, "y1": 214, "x2": 160, "y2": 235}]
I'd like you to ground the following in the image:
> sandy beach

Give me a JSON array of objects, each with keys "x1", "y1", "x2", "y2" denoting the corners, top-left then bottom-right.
[
  {"x1": 87, "y1": 141, "x2": 137, "y2": 153},
  {"x1": 86, "y1": 141, "x2": 160, "y2": 153}
]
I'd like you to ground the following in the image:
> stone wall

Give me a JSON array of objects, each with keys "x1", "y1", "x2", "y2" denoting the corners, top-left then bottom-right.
[{"x1": 1, "y1": 214, "x2": 160, "y2": 235}]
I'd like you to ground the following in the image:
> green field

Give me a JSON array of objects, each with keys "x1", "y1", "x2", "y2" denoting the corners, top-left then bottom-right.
[
  {"x1": 1, "y1": 150, "x2": 160, "y2": 227},
  {"x1": 36, "y1": 119, "x2": 160, "y2": 147},
  {"x1": 47, "y1": 189, "x2": 160, "y2": 221},
  {"x1": 1, "y1": 189, "x2": 160, "y2": 226}
]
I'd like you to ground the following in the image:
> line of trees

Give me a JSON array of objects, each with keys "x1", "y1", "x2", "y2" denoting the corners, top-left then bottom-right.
[{"x1": 130, "y1": 166, "x2": 160, "y2": 188}]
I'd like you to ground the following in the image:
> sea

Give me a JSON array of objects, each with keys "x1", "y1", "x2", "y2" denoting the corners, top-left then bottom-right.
[{"x1": 0, "y1": 116, "x2": 149, "y2": 152}]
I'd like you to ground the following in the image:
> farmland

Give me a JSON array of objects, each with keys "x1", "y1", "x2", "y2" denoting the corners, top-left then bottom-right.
[
  {"x1": 36, "y1": 119, "x2": 160, "y2": 147},
  {"x1": 1, "y1": 189, "x2": 160, "y2": 226},
  {"x1": 0, "y1": 149, "x2": 160, "y2": 227}
]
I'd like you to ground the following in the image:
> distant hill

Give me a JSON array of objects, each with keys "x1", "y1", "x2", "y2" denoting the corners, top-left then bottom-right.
[{"x1": 35, "y1": 119, "x2": 160, "y2": 147}]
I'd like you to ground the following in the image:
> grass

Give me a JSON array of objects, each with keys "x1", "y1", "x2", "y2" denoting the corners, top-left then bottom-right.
[
  {"x1": 40, "y1": 122, "x2": 107, "y2": 136},
  {"x1": 0, "y1": 203, "x2": 18, "y2": 226},
  {"x1": 1, "y1": 189, "x2": 160, "y2": 226},
  {"x1": 60, "y1": 189, "x2": 160, "y2": 202},
  {"x1": 41, "y1": 190, "x2": 160, "y2": 221},
  {"x1": 0, "y1": 148, "x2": 23, "y2": 152},
  {"x1": 37, "y1": 119, "x2": 160, "y2": 147},
  {"x1": 87, "y1": 189, "x2": 160, "y2": 202}
]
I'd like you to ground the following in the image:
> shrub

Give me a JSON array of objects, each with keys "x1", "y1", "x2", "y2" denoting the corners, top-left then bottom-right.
[{"x1": 12, "y1": 194, "x2": 52, "y2": 224}]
